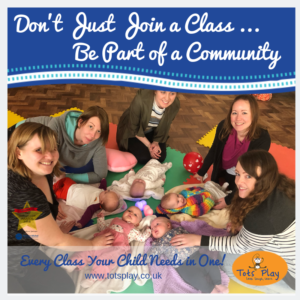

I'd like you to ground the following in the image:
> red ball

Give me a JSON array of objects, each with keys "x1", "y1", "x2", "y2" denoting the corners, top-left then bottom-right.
[{"x1": 183, "y1": 152, "x2": 204, "y2": 174}]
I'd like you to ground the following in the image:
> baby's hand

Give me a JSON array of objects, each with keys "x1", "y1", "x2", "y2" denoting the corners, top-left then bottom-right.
[
  {"x1": 97, "y1": 212, "x2": 104, "y2": 218},
  {"x1": 75, "y1": 222, "x2": 83, "y2": 229},
  {"x1": 226, "y1": 222, "x2": 232, "y2": 232}
]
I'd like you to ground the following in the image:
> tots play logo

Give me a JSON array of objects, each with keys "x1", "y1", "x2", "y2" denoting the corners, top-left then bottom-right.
[{"x1": 232, "y1": 251, "x2": 288, "y2": 286}]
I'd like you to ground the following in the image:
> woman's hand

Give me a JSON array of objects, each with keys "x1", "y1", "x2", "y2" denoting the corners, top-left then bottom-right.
[
  {"x1": 149, "y1": 142, "x2": 161, "y2": 159},
  {"x1": 170, "y1": 233, "x2": 202, "y2": 248},
  {"x1": 92, "y1": 232, "x2": 115, "y2": 247},
  {"x1": 56, "y1": 204, "x2": 67, "y2": 220},
  {"x1": 193, "y1": 174, "x2": 203, "y2": 182},
  {"x1": 59, "y1": 220, "x2": 76, "y2": 234},
  {"x1": 213, "y1": 197, "x2": 227, "y2": 210}
]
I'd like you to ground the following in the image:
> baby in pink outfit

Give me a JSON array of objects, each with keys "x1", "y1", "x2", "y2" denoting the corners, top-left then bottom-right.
[{"x1": 69, "y1": 206, "x2": 151, "y2": 288}]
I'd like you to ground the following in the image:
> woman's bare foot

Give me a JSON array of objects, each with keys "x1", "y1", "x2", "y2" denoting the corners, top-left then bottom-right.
[{"x1": 215, "y1": 284, "x2": 229, "y2": 293}]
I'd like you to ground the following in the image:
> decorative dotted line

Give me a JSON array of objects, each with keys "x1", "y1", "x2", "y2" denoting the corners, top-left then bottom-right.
[
  {"x1": 7, "y1": 64, "x2": 296, "y2": 82},
  {"x1": 7, "y1": 71, "x2": 296, "y2": 91}
]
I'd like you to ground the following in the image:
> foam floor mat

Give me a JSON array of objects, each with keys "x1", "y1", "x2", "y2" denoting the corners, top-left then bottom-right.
[{"x1": 197, "y1": 125, "x2": 217, "y2": 148}]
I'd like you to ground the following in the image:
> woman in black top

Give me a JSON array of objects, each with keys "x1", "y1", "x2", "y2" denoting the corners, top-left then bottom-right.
[
  {"x1": 8, "y1": 123, "x2": 114, "y2": 293},
  {"x1": 194, "y1": 95, "x2": 271, "y2": 209}
]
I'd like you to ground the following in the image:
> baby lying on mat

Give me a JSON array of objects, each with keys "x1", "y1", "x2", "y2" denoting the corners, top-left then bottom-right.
[
  {"x1": 66, "y1": 206, "x2": 151, "y2": 288},
  {"x1": 147, "y1": 217, "x2": 228, "y2": 293},
  {"x1": 108, "y1": 159, "x2": 172, "y2": 200},
  {"x1": 53, "y1": 178, "x2": 120, "y2": 228},
  {"x1": 156, "y1": 187, "x2": 215, "y2": 217}
]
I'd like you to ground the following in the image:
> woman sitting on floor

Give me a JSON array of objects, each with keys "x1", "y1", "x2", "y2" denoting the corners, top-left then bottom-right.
[
  {"x1": 8, "y1": 123, "x2": 114, "y2": 293},
  {"x1": 117, "y1": 89, "x2": 180, "y2": 164},
  {"x1": 171, "y1": 150, "x2": 295, "y2": 293},
  {"x1": 194, "y1": 94, "x2": 271, "y2": 209}
]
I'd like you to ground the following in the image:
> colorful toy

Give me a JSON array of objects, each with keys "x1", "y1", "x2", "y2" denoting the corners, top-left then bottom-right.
[
  {"x1": 143, "y1": 205, "x2": 153, "y2": 216},
  {"x1": 135, "y1": 201, "x2": 153, "y2": 216},
  {"x1": 183, "y1": 152, "x2": 204, "y2": 174},
  {"x1": 135, "y1": 200, "x2": 147, "y2": 211}
]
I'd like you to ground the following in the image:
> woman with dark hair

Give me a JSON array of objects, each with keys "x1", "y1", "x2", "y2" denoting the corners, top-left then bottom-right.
[
  {"x1": 9, "y1": 106, "x2": 109, "y2": 183},
  {"x1": 194, "y1": 95, "x2": 271, "y2": 208},
  {"x1": 171, "y1": 150, "x2": 295, "y2": 293},
  {"x1": 8, "y1": 123, "x2": 114, "y2": 293},
  {"x1": 117, "y1": 89, "x2": 180, "y2": 164}
]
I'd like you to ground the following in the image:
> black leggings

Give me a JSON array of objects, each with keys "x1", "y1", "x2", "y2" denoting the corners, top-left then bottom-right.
[
  {"x1": 176, "y1": 251, "x2": 222, "y2": 293},
  {"x1": 128, "y1": 131, "x2": 167, "y2": 164},
  {"x1": 8, "y1": 249, "x2": 75, "y2": 293}
]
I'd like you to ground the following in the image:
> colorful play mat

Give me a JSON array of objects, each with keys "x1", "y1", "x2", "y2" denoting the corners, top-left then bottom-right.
[{"x1": 8, "y1": 110, "x2": 295, "y2": 294}]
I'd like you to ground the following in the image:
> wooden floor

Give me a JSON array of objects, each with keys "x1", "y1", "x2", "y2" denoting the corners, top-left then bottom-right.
[{"x1": 8, "y1": 84, "x2": 295, "y2": 157}]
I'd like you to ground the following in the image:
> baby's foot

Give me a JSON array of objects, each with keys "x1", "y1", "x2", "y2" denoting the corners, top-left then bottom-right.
[
  {"x1": 81, "y1": 278, "x2": 96, "y2": 288},
  {"x1": 215, "y1": 284, "x2": 229, "y2": 293},
  {"x1": 99, "y1": 178, "x2": 107, "y2": 190}
]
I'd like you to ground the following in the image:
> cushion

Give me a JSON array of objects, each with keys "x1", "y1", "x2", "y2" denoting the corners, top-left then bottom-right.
[{"x1": 106, "y1": 148, "x2": 137, "y2": 172}]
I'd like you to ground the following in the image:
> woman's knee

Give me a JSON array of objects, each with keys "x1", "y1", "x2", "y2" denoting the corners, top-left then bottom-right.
[{"x1": 136, "y1": 153, "x2": 152, "y2": 164}]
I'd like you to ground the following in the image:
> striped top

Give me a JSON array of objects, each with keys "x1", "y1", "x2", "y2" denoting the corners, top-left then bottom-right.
[
  {"x1": 209, "y1": 221, "x2": 295, "y2": 279},
  {"x1": 201, "y1": 188, "x2": 295, "y2": 287},
  {"x1": 144, "y1": 99, "x2": 165, "y2": 134}
]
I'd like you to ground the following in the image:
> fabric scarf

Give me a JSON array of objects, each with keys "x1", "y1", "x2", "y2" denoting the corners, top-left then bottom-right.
[
  {"x1": 222, "y1": 129, "x2": 250, "y2": 170},
  {"x1": 156, "y1": 187, "x2": 214, "y2": 217}
]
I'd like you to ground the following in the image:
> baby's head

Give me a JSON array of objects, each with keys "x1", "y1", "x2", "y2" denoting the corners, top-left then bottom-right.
[
  {"x1": 122, "y1": 206, "x2": 143, "y2": 226},
  {"x1": 130, "y1": 178, "x2": 146, "y2": 198},
  {"x1": 99, "y1": 190, "x2": 119, "y2": 212},
  {"x1": 160, "y1": 193, "x2": 187, "y2": 210},
  {"x1": 150, "y1": 217, "x2": 172, "y2": 239}
]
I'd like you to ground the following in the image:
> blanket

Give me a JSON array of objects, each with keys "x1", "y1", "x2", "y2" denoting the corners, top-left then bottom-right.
[
  {"x1": 145, "y1": 219, "x2": 231, "y2": 293},
  {"x1": 41, "y1": 215, "x2": 156, "y2": 293}
]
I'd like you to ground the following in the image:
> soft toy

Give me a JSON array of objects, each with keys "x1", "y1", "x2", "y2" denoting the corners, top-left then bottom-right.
[
  {"x1": 135, "y1": 201, "x2": 153, "y2": 216},
  {"x1": 183, "y1": 152, "x2": 204, "y2": 174},
  {"x1": 106, "y1": 148, "x2": 137, "y2": 172},
  {"x1": 135, "y1": 200, "x2": 147, "y2": 211}
]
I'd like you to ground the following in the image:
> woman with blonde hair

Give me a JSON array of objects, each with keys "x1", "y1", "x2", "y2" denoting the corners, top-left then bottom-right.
[
  {"x1": 194, "y1": 94, "x2": 271, "y2": 209},
  {"x1": 9, "y1": 106, "x2": 109, "y2": 184},
  {"x1": 171, "y1": 150, "x2": 295, "y2": 293},
  {"x1": 8, "y1": 123, "x2": 114, "y2": 293}
]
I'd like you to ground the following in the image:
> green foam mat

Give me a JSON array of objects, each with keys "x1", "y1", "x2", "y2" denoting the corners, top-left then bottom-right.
[{"x1": 93, "y1": 147, "x2": 190, "y2": 293}]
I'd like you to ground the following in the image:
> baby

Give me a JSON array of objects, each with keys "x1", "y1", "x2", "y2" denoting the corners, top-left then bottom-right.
[
  {"x1": 156, "y1": 187, "x2": 215, "y2": 217},
  {"x1": 68, "y1": 206, "x2": 151, "y2": 288},
  {"x1": 53, "y1": 178, "x2": 119, "y2": 227},
  {"x1": 130, "y1": 178, "x2": 147, "y2": 198},
  {"x1": 147, "y1": 217, "x2": 228, "y2": 293},
  {"x1": 75, "y1": 190, "x2": 119, "y2": 228},
  {"x1": 108, "y1": 159, "x2": 172, "y2": 200}
]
